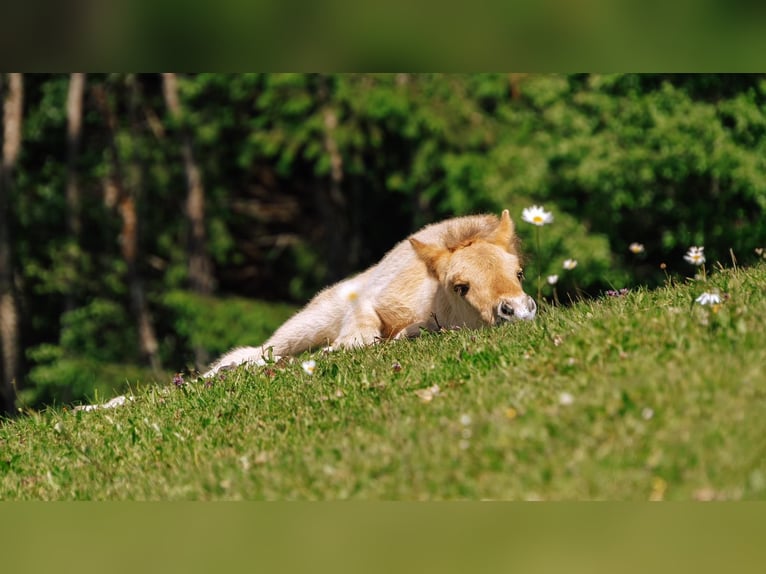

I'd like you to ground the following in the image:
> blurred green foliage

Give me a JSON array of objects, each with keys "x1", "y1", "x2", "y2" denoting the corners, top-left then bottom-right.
[
  {"x1": 5, "y1": 73, "x2": 766, "y2": 408},
  {"x1": 21, "y1": 293, "x2": 296, "y2": 407},
  {"x1": 161, "y1": 291, "x2": 296, "y2": 367}
]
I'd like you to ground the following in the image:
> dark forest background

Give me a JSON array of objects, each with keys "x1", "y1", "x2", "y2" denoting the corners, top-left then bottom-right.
[{"x1": 1, "y1": 73, "x2": 765, "y2": 413}]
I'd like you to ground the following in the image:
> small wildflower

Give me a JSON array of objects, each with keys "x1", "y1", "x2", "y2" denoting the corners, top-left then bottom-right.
[
  {"x1": 629, "y1": 242, "x2": 645, "y2": 254},
  {"x1": 660, "y1": 262, "x2": 667, "y2": 270},
  {"x1": 505, "y1": 407, "x2": 518, "y2": 420},
  {"x1": 173, "y1": 373, "x2": 185, "y2": 388},
  {"x1": 459, "y1": 414, "x2": 472, "y2": 426},
  {"x1": 521, "y1": 205, "x2": 553, "y2": 226},
  {"x1": 301, "y1": 360, "x2": 317, "y2": 375},
  {"x1": 695, "y1": 292, "x2": 721, "y2": 306},
  {"x1": 415, "y1": 384, "x2": 441, "y2": 403},
  {"x1": 606, "y1": 288, "x2": 629, "y2": 297},
  {"x1": 562, "y1": 259, "x2": 578, "y2": 270},
  {"x1": 459, "y1": 439, "x2": 471, "y2": 450},
  {"x1": 641, "y1": 407, "x2": 655, "y2": 420},
  {"x1": 559, "y1": 392, "x2": 574, "y2": 406},
  {"x1": 547, "y1": 274, "x2": 559, "y2": 285},
  {"x1": 684, "y1": 246, "x2": 705, "y2": 266}
]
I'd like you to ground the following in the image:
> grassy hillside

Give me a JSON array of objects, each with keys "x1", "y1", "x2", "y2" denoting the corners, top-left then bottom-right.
[{"x1": 2, "y1": 264, "x2": 765, "y2": 500}]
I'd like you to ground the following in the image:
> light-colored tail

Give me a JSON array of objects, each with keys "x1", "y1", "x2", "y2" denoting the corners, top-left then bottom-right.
[
  {"x1": 202, "y1": 345, "x2": 270, "y2": 377},
  {"x1": 202, "y1": 285, "x2": 348, "y2": 377}
]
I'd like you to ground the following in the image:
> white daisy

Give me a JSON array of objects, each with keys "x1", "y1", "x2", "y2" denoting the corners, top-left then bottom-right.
[
  {"x1": 559, "y1": 392, "x2": 574, "y2": 406},
  {"x1": 629, "y1": 242, "x2": 645, "y2": 254},
  {"x1": 547, "y1": 274, "x2": 559, "y2": 285},
  {"x1": 695, "y1": 292, "x2": 721, "y2": 306},
  {"x1": 562, "y1": 259, "x2": 578, "y2": 270},
  {"x1": 301, "y1": 360, "x2": 317, "y2": 375},
  {"x1": 521, "y1": 205, "x2": 553, "y2": 226},
  {"x1": 684, "y1": 246, "x2": 705, "y2": 266},
  {"x1": 414, "y1": 384, "x2": 441, "y2": 403}
]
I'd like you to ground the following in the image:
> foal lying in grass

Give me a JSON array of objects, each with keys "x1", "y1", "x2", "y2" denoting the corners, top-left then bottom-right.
[{"x1": 204, "y1": 210, "x2": 536, "y2": 376}]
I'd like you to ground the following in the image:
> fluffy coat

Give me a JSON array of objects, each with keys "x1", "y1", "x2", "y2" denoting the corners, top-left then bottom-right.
[{"x1": 204, "y1": 210, "x2": 536, "y2": 376}]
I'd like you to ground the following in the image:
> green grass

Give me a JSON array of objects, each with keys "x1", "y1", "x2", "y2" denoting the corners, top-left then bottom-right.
[{"x1": 2, "y1": 264, "x2": 765, "y2": 500}]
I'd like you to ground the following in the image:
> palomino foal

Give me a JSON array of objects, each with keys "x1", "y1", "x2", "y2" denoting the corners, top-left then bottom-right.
[{"x1": 204, "y1": 209, "x2": 536, "y2": 376}]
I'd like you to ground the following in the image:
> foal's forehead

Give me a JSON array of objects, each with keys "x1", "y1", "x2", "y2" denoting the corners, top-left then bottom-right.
[{"x1": 453, "y1": 241, "x2": 521, "y2": 268}]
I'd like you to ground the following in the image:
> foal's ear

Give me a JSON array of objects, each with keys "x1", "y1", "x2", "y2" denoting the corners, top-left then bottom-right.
[
  {"x1": 490, "y1": 209, "x2": 515, "y2": 249},
  {"x1": 410, "y1": 237, "x2": 448, "y2": 276}
]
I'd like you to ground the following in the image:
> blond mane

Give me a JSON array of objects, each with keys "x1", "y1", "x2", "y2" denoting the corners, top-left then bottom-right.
[{"x1": 438, "y1": 213, "x2": 522, "y2": 257}]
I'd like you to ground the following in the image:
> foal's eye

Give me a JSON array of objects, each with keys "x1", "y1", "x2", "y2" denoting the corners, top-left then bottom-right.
[
  {"x1": 453, "y1": 283, "x2": 469, "y2": 297},
  {"x1": 517, "y1": 270, "x2": 525, "y2": 281}
]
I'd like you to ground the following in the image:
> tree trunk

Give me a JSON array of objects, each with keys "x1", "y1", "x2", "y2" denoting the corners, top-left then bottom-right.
[
  {"x1": 92, "y1": 79, "x2": 162, "y2": 373},
  {"x1": 161, "y1": 73, "x2": 214, "y2": 369},
  {"x1": 316, "y1": 75, "x2": 351, "y2": 283},
  {"x1": 64, "y1": 73, "x2": 85, "y2": 314},
  {"x1": 0, "y1": 73, "x2": 23, "y2": 416},
  {"x1": 508, "y1": 73, "x2": 525, "y2": 101}
]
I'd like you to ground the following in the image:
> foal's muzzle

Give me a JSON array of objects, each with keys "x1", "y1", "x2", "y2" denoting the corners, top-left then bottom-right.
[{"x1": 496, "y1": 295, "x2": 537, "y2": 322}]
